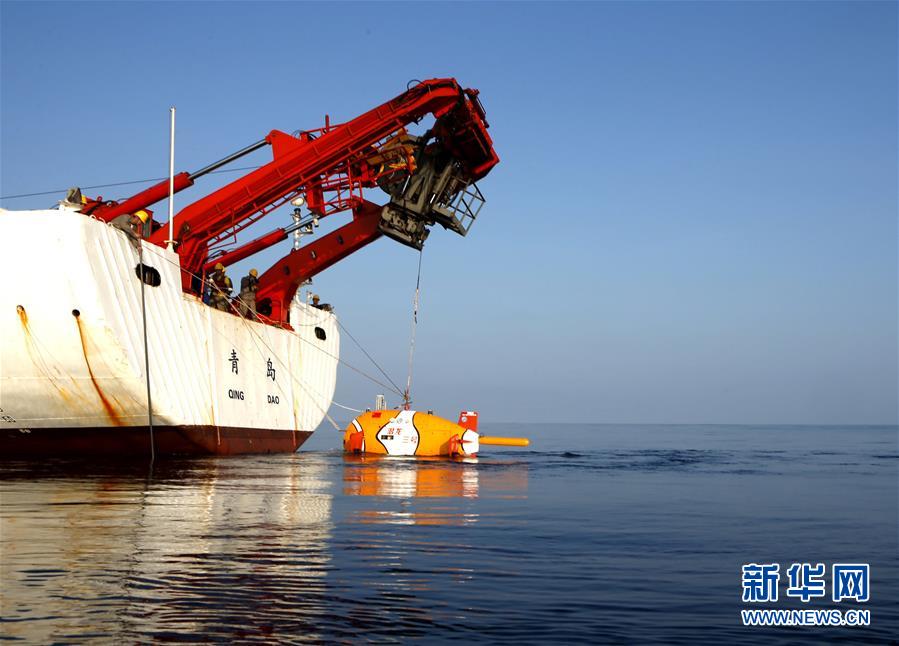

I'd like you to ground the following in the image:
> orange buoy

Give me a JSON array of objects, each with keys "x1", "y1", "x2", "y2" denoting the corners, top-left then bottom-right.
[{"x1": 343, "y1": 410, "x2": 529, "y2": 457}]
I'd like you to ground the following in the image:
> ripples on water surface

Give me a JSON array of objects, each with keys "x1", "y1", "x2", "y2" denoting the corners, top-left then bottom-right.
[{"x1": 1, "y1": 424, "x2": 896, "y2": 643}]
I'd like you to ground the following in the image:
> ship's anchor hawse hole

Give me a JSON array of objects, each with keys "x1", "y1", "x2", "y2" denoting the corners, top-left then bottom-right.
[{"x1": 134, "y1": 264, "x2": 161, "y2": 287}]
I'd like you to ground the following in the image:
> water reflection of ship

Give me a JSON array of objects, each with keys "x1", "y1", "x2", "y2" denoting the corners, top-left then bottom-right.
[
  {"x1": 0, "y1": 457, "x2": 333, "y2": 641},
  {"x1": 342, "y1": 455, "x2": 529, "y2": 526}
]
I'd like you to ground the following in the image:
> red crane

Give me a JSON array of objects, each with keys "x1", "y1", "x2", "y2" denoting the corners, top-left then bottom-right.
[{"x1": 83, "y1": 78, "x2": 498, "y2": 325}]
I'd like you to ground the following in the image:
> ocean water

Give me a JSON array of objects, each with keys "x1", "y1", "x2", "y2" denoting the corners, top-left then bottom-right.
[{"x1": 1, "y1": 424, "x2": 896, "y2": 643}]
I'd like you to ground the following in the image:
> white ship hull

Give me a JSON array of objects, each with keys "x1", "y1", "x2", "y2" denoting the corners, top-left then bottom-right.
[{"x1": 0, "y1": 207, "x2": 339, "y2": 455}]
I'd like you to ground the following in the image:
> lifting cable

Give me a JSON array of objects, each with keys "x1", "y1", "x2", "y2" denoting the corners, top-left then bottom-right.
[{"x1": 403, "y1": 249, "x2": 424, "y2": 409}]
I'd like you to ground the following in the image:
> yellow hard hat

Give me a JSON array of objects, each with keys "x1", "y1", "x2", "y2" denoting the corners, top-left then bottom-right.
[
  {"x1": 312, "y1": 294, "x2": 320, "y2": 301},
  {"x1": 214, "y1": 263, "x2": 224, "y2": 271},
  {"x1": 135, "y1": 210, "x2": 150, "y2": 223},
  {"x1": 249, "y1": 268, "x2": 258, "y2": 277}
]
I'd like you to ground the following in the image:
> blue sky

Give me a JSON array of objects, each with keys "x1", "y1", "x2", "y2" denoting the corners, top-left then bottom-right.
[{"x1": 2, "y1": 1, "x2": 896, "y2": 424}]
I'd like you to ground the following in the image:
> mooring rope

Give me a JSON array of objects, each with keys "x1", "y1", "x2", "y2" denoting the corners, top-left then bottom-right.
[
  {"x1": 336, "y1": 319, "x2": 404, "y2": 396},
  {"x1": 137, "y1": 241, "x2": 156, "y2": 463},
  {"x1": 136, "y1": 241, "x2": 400, "y2": 431},
  {"x1": 139, "y1": 242, "x2": 403, "y2": 398},
  {"x1": 330, "y1": 401, "x2": 364, "y2": 413}
]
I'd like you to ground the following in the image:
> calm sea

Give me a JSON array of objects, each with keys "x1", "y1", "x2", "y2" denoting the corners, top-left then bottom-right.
[{"x1": 1, "y1": 424, "x2": 896, "y2": 643}]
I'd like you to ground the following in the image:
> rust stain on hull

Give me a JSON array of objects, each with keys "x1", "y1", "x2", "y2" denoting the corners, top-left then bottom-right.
[
  {"x1": 16, "y1": 305, "x2": 73, "y2": 402},
  {"x1": 73, "y1": 313, "x2": 125, "y2": 427}
]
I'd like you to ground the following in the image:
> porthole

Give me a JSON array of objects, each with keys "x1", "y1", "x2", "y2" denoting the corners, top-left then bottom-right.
[
  {"x1": 314, "y1": 327, "x2": 327, "y2": 341},
  {"x1": 135, "y1": 264, "x2": 161, "y2": 287}
]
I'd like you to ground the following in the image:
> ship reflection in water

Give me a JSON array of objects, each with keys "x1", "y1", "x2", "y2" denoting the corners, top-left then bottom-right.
[
  {"x1": 0, "y1": 452, "x2": 529, "y2": 642},
  {"x1": 343, "y1": 455, "x2": 528, "y2": 526},
  {"x1": 0, "y1": 455, "x2": 334, "y2": 642},
  {"x1": 4, "y1": 426, "x2": 896, "y2": 643}
]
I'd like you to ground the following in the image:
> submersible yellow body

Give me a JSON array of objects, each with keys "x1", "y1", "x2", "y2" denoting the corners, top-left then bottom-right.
[{"x1": 343, "y1": 410, "x2": 529, "y2": 457}]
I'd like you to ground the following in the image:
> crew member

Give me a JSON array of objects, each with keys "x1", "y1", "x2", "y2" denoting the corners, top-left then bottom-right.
[
  {"x1": 239, "y1": 269, "x2": 259, "y2": 319},
  {"x1": 110, "y1": 210, "x2": 150, "y2": 245},
  {"x1": 134, "y1": 210, "x2": 151, "y2": 238},
  {"x1": 311, "y1": 294, "x2": 333, "y2": 312},
  {"x1": 208, "y1": 263, "x2": 232, "y2": 312}
]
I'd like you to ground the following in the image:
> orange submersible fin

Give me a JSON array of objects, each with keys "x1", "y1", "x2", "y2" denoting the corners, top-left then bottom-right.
[{"x1": 343, "y1": 410, "x2": 530, "y2": 457}]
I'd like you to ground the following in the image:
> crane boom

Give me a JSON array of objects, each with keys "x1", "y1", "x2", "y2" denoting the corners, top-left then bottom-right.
[
  {"x1": 255, "y1": 200, "x2": 384, "y2": 323},
  {"x1": 79, "y1": 78, "x2": 498, "y2": 325}
]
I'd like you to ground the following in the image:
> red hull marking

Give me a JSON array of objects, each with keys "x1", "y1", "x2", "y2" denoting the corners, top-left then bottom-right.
[{"x1": 0, "y1": 426, "x2": 313, "y2": 457}]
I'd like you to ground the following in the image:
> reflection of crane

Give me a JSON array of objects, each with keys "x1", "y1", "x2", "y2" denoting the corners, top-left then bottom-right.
[{"x1": 79, "y1": 79, "x2": 499, "y2": 324}]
